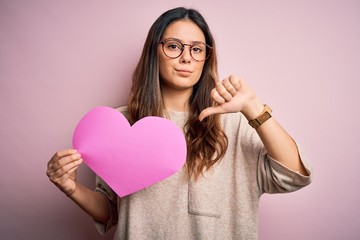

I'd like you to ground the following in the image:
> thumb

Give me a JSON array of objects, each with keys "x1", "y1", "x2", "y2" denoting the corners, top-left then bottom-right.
[{"x1": 199, "y1": 106, "x2": 225, "y2": 122}]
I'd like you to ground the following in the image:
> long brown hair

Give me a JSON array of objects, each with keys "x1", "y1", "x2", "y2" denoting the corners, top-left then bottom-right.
[{"x1": 128, "y1": 7, "x2": 228, "y2": 179}]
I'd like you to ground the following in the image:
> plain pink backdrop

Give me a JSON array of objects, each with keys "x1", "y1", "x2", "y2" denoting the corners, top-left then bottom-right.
[{"x1": 1, "y1": 1, "x2": 359, "y2": 239}]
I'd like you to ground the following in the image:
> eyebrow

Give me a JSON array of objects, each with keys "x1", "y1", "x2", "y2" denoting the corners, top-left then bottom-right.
[{"x1": 163, "y1": 37, "x2": 206, "y2": 45}]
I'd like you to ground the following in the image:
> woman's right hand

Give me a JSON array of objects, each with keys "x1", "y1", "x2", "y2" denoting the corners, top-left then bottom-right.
[{"x1": 46, "y1": 149, "x2": 83, "y2": 197}]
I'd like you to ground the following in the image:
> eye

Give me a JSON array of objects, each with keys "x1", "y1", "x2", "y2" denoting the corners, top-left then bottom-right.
[
  {"x1": 165, "y1": 41, "x2": 182, "y2": 51},
  {"x1": 191, "y1": 45, "x2": 204, "y2": 53}
]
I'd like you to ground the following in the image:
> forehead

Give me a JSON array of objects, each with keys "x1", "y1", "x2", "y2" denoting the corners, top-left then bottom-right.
[{"x1": 162, "y1": 20, "x2": 205, "y2": 43}]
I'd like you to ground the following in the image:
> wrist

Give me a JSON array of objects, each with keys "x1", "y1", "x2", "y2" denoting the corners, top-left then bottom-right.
[
  {"x1": 248, "y1": 104, "x2": 272, "y2": 129},
  {"x1": 65, "y1": 182, "x2": 78, "y2": 199},
  {"x1": 241, "y1": 99, "x2": 264, "y2": 120}
]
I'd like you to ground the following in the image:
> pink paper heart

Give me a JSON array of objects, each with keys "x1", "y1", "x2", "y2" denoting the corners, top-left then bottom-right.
[{"x1": 72, "y1": 106, "x2": 187, "y2": 197}]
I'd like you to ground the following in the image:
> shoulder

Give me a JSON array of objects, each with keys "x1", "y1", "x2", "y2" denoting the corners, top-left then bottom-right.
[
  {"x1": 116, "y1": 105, "x2": 130, "y2": 120},
  {"x1": 116, "y1": 105, "x2": 128, "y2": 113}
]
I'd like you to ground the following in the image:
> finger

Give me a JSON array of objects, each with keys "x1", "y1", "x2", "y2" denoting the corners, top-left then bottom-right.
[
  {"x1": 50, "y1": 153, "x2": 82, "y2": 173},
  {"x1": 49, "y1": 149, "x2": 78, "y2": 164},
  {"x1": 215, "y1": 82, "x2": 233, "y2": 102},
  {"x1": 229, "y1": 75, "x2": 241, "y2": 91},
  {"x1": 48, "y1": 158, "x2": 83, "y2": 179},
  {"x1": 199, "y1": 106, "x2": 226, "y2": 121},
  {"x1": 211, "y1": 88, "x2": 225, "y2": 104},
  {"x1": 222, "y1": 78, "x2": 237, "y2": 96},
  {"x1": 49, "y1": 161, "x2": 80, "y2": 184},
  {"x1": 57, "y1": 160, "x2": 81, "y2": 178}
]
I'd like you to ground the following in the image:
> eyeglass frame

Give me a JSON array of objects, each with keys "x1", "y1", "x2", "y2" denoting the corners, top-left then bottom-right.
[{"x1": 159, "y1": 38, "x2": 213, "y2": 62}]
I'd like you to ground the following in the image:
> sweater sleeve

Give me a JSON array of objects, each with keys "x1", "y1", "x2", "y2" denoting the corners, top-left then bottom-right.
[
  {"x1": 222, "y1": 112, "x2": 312, "y2": 195},
  {"x1": 93, "y1": 175, "x2": 119, "y2": 234},
  {"x1": 257, "y1": 142, "x2": 313, "y2": 194}
]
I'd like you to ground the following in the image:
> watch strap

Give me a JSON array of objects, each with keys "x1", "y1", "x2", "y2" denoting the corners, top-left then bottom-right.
[{"x1": 248, "y1": 104, "x2": 272, "y2": 129}]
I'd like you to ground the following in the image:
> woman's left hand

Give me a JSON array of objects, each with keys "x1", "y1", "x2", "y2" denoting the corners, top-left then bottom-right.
[{"x1": 199, "y1": 75, "x2": 262, "y2": 121}]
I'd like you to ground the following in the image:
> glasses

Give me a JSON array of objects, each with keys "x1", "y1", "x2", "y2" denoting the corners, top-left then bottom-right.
[{"x1": 160, "y1": 38, "x2": 212, "y2": 62}]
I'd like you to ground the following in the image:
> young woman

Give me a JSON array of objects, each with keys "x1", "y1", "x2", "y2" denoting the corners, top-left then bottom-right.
[{"x1": 47, "y1": 7, "x2": 312, "y2": 240}]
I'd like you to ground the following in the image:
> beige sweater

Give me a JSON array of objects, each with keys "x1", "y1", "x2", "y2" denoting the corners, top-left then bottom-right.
[{"x1": 94, "y1": 107, "x2": 312, "y2": 240}]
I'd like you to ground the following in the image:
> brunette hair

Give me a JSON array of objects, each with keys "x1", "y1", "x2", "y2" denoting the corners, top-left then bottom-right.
[{"x1": 127, "y1": 7, "x2": 228, "y2": 179}]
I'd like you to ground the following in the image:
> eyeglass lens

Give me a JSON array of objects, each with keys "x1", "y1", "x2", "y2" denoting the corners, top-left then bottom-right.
[{"x1": 162, "y1": 40, "x2": 209, "y2": 61}]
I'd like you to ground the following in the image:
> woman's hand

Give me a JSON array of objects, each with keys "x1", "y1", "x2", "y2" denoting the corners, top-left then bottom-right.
[
  {"x1": 47, "y1": 149, "x2": 111, "y2": 222},
  {"x1": 46, "y1": 149, "x2": 83, "y2": 197},
  {"x1": 199, "y1": 75, "x2": 264, "y2": 121}
]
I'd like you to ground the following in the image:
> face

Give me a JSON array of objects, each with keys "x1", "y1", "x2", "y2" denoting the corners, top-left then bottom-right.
[{"x1": 158, "y1": 20, "x2": 206, "y2": 93}]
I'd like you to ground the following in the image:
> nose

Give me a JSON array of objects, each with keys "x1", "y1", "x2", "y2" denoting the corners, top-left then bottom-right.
[{"x1": 179, "y1": 45, "x2": 192, "y2": 63}]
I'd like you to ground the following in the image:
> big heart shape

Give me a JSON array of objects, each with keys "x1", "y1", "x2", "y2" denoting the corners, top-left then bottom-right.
[{"x1": 72, "y1": 106, "x2": 187, "y2": 197}]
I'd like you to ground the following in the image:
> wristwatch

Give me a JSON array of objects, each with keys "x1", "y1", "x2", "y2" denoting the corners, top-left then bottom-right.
[{"x1": 248, "y1": 104, "x2": 272, "y2": 129}]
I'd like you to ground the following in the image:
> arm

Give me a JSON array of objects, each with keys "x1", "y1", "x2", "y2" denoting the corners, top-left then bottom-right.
[
  {"x1": 46, "y1": 149, "x2": 111, "y2": 223},
  {"x1": 242, "y1": 99, "x2": 308, "y2": 175},
  {"x1": 68, "y1": 181, "x2": 110, "y2": 223},
  {"x1": 199, "y1": 75, "x2": 308, "y2": 175}
]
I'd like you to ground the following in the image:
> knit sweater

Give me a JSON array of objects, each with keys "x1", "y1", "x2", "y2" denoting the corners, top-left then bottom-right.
[{"x1": 94, "y1": 107, "x2": 312, "y2": 240}]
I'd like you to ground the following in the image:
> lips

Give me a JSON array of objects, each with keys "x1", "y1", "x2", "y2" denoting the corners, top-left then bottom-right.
[{"x1": 175, "y1": 69, "x2": 193, "y2": 77}]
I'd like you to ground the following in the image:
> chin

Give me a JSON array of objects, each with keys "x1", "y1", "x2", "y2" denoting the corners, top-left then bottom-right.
[{"x1": 161, "y1": 75, "x2": 200, "y2": 91}]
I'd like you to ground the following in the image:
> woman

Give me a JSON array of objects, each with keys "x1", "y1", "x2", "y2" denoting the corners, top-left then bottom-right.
[{"x1": 47, "y1": 7, "x2": 312, "y2": 240}]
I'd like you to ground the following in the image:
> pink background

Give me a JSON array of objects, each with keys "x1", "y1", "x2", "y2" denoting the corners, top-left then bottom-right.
[{"x1": 1, "y1": 0, "x2": 359, "y2": 239}]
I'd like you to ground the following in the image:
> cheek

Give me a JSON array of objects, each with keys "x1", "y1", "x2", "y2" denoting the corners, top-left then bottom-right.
[
  {"x1": 194, "y1": 63, "x2": 205, "y2": 78},
  {"x1": 158, "y1": 49, "x2": 169, "y2": 77},
  {"x1": 159, "y1": 55, "x2": 177, "y2": 78},
  {"x1": 159, "y1": 59, "x2": 170, "y2": 79}
]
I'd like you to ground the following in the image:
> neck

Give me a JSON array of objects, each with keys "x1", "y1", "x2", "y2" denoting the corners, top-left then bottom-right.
[{"x1": 161, "y1": 86, "x2": 192, "y2": 112}]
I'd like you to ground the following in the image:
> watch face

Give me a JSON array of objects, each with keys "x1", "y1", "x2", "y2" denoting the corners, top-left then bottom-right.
[{"x1": 258, "y1": 112, "x2": 272, "y2": 123}]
